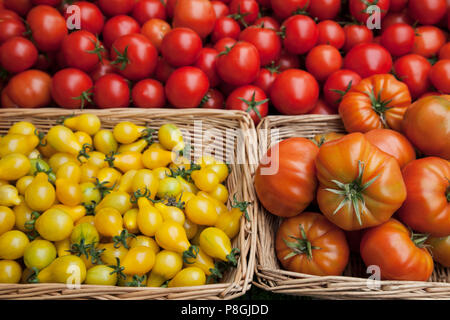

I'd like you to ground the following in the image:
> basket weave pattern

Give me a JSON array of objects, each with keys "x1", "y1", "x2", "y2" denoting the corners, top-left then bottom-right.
[
  {"x1": 253, "y1": 115, "x2": 450, "y2": 300},
  {"x1": 0, "y1": 108, "x2": 259, "y2": 300}
]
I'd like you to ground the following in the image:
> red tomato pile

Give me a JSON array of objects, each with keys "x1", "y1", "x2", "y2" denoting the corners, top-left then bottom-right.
[
  {"x1": 255, "y1": 92, "x2": 450, "y2": 282},
  {"x1": 0, "y1": 0, "x2": 448, "y2": 126}
]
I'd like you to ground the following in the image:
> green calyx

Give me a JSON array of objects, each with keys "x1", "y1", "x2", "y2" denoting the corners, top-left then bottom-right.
[
  {"x1": 283, "y1": 225, "x2": 320, "y2": 261},
  {"x1": 109, "y1": 257, "x2": 126, "y2": 283},
  {"x1": 365, "y1": 89, "x2": 393, "y2": 128},
  {"x1": 112, "y1": 229, "x2": 136, "y2": 249},
  {"x1": 111, "y1": 45, "x2": 130, "y2": 71},
  {"x1": 72, "y1": 88, "x2": 93, "y2": 110},
  {"x1": 238, "y1": 91, "x2": 269, "y2": 122},
  {"x1": 324, "y1": 160, "x2": 380, "y2": 226},
  {"x1": 77, "y1": 143, "x2": 93, "y2": 163},
  {"x1": 125, "y1": 275, "x2": 147, "y2": 287},
  {"x1": 226, "y1": 248, "x2": 240, "y2": 267},
  {"x1": 94, "y1": 177, "x2": 115, "y2": 199},
  {"x1": 182, "y1": 245, "x2": 199, "y2": 264},
  {"x1": 231, "y1": 194, "x2": 251, "y2": 222}
]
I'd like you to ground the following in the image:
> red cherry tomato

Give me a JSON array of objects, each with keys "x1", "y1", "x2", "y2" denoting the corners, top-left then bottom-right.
[
  {"x1": 270, "y1": 69, "x2": 319, "y2": 115},
  {"x1": 90, "y1": 59, "x2": 117, "y2": 82},
  {"x1": 51, "y1": 68, "x2": 93, "y2": 109},
  {"x1": 0, "y1": 36, "x2": 38, "y2": 73},
  {"x1": 4, "y1": 70, "x2": 52, "y2": 108},
  {"x1": 26, "y1": 5, "x2": 68, "y2": 52},
  {"x1": 317, "y1": 20, "x2": 346, "y2": 50},
  {"x1": 253, "y1": 16, "x2": 280, "y2": 31},
  {"x1": 349, "y1": 0, "x2": 390, "y2": 24},
  {"x1": 239, "y1": 26, "x2": 282, "y2": 66},
  {"x1": 132, "y1": 0, "x2": 166, "y2": 25},
  {"x1": 381, "y1": 11, "x2": 414, "y2": 29},
  {"x1": 308, "y1": 99, "x2": 337, "y2": 115},
  {"x1": 408, "y1": 0, "x2": 447, "y2": 25},
  {"x1": 216, "y1": 41, "x2": 261, "y2": 86},
  {"x1": 211, "y1": 1, "x2": 229, "y2": 18},
  {"x1": 252, "y1": 66, "x2": 280, "y2": 95},
  {"x1": 380, "y1": 23, "x2": 415, "y2": 57},
  {"x1": 110, "y1": 33, "x2": 158, "y2": 81},
  {"x1": 270, "y1": 0, "x2": 310, "y2": 20},
  {"x1": 323, "y1": 69, "x2": 362, "y2": 109},
  {"x1": 132, "y1": 79, "x2": 166, "y2": 108},
  {"x1": 393, "y1": 54, "x2": 432, "y2": 99},
  {"x1": 154, "y1": 57, "x2": 175, "y2": 84},
  {"x1": 308, "y1": 0, "x2": 341, "y2": 21},
  {"x1": 63, "y1": 1, "x2": 105, "y2": 36},
  {"x1": 161, "y1": 27, "x2": 203, "y2": 68},
  {"x1": 229, "y1": 0, "x2": 259, "y2": 26},
  {"x1": 3, "y1": 0, "x2": 32, "y2": 16},
  {"x1": 173, "y1": 0, "x2": 216, "y2": 39},
  {"x1": 98, "y1": 0, "x2": 135, "y2": 17},
  {"x1": 102, "y1": 15, "x2": 140, "y2": 49},
  {"x1": 429, "y1": 59, "x2": 450, "y2": 94},
  {"x1": 412, "y1": 26, "x2": 446, "y2": 58},
  {"x1": 141, "y1": 18, "x2": 171, "y2": 52},
  {"x1": 93, "y1": 74, "x2": 130, "y2": 109},
  {"x1": 194, "y1": 47, "x2": 221, "y2": 88},
  {"x1": 211, "y1": 17, "x2": 241, "y2": 43},
  {"x1": 225, "y1": 85, "x2": 269, "y2": 124},
  {"x1": 305, "y1": 44, "x2": 343, "y2": 82},
  {"x1": 165, "y1": 66, "x2": 210, "y2": 108},
  {"x1": 200, "y1": 88, "x2": 224, "y2": 109},
  {"x1": 344, "y1": 43, "x2": 393, "y2": 78},
  {"x1": 213, "y1": 37, "x2": 237, "y2": 53},
  {"x1": 276, "y1": 51, "x2": 300, "y2": 71},
  {"x1": 342, "y1": 24, "x2": 373, "y2": 52},
  {"x1": 61, "y1": 30, "x2": 104, "y2": 73},
  {"x1": 282, "y1": 15, "x2": 318, "y2": 55}
]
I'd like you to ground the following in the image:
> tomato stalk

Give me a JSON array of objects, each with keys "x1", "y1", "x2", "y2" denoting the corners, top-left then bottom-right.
[
  {"x1": 227, "y1": 4, "x2": 250, "y2": 27},
  {"x1": 86, "y1": 37, "x2": 106, "y2": 63},
  {"x1": 206, "y1": 261, "x2": 229, "y2": 284},
  {"x1": 24, "y1": 211, "x2": 41, "y2": 241},
  {"x1": 112, "y1": 229, "x2": 136, "y2": 249},
  {"x1": 69, "y1": 239, "x2": 105, "y2": 265},
  {"x1": 72, "y1": 88, "x2": 93, "y2": 110},
  {"x1": 109, "y1": 257, "x2": 127, "y2": 283},
  {"x1": 238, "y1": 91, "x2": 269, "y2": 122},
  {"x1": 182, "y1": 245, "x2": 200, "y2": 264},
  {"x1": 82, "y1": 200, "x2": 97, "y2": 216},
  {"x1": 77, "y1": 143, "x2": 93, "y2": 163},
  {"x1": 125, "y1": 275, "x2": 147, "y2": 287},
  {"x1": 331, "y1": 80, "x2": 354, "y2": 105},
  {"x1": 409, "y1": 230, "x2": 430, "y2": 249},
  {"x1": 283, "y1": 225, "x2": 321, "y2": 261},
  {"x1": 364, "y1": 89, "x2": 393, "y2": 128},
  {"x1": 324, "y1": 160, "x2": 380, "y2": 226},
  {"x1": 226, "y1": 248, "x2": 240, "y2": 267},
  {"x1": 111, "y1": 45, "x2": 130, "y2": 71},
  {"x1": 94, "y1": 177, "x2": 115, "y2": 199},
  {"x1": 231, "y1": 194, "x2": 251, "y2": 222}
]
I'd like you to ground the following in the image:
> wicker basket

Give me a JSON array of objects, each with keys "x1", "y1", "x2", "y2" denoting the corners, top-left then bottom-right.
[
  {"x1": 253, "y1": 114, "x2": 450, "y2": 300},
  {"x1": 0, "y1": 108, "x2": 259, "y2": 300}
]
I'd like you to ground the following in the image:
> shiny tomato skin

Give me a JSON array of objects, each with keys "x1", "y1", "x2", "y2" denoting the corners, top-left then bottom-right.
[
  {"x1": 141, "y1": 18, "x2": 171, "y2": 52},
  {"x1": 408, "y1": 0, "x2": 447, "y2": 25},
  {"x1": 364, "y1": 128, "x2": 416, "y2": 169},
  {"x1": 90, "y1": 59, "x2": 117, "y2": 82},
  {"x1": 397, "y1": 157, "x2": 450, "y2": 237},
  {"x1": 102, "y1": 15, "x2": 140, "y2": 49},
  {"x1": 98, "y1": 0, "x2": 135, "y2": 17},
  {"x1": 342, "y1": 24, "x2": 373, "y2": 53},
  {"x1": 412, "y1": 26, "x2": 446, "y2": 58},
  {"x1": 439, "y1": 43, "x2": 450, "y2": 60},
  {"x1": 165, "y1": 66, "x2": 210, "y2": 109},
  {"x1": 193, "y1": 47, "x2": 221, "y2": 88},
  {"x1": 26, "y1": 5, "x2": 68, "y2": 52},
  {"x1": 93, "y1": 73, "x2": 130, "y2": 109},
  {"x1": 132, "y1": 79, "x2": 166, "y2": 108},
  {"x1": 308, "y1": 0, "x2": 341, "y2": 21},
  {"x1": 51, "y1": 68, "x2": 93, "y2": 109},
  {"x1": 200, "y1": 88, "x2": 224, "y2": 109},
  {"x1": 216, "y1": 41, "x2": 260, "y2": 86},
  {"x1": 308, "y1": 99, "x2": 337, "y2": 115},
  {"x1": 225, "y1": 85, "x2": 268, "y2": 124},
  {"x1": 252, "y1": 67, "x2": 279, "y2": 95},
  {"x1": 211, "y1": 17, "x2": 241, "y2": 43},
  {"x1": 255, "y1": 137, "x2": 319, "y2": 218},
  {"x1": 173, "y1": 0, "x2": 216, "y2": 39},
  {"x1": 380, "y1": 23, "x2": 415, "y2": 57},
  {"x1": 0, "y1": 36, "x2": 38, "y2": 74},
  {"x1": 360, "y1": 218, "x2": 434, "y2": 281},
  {"x1": 393, "y1": 54, "x2": 432, "y2": 100},
  {"x1": 429, "y1": 59, "x2": 450, "y2": 94},
  {"x1": 61, "y1": 30, "x2": 102, "y2": 73},
  {"x1": 275, "y1": 212, "x2": 349, "y2": 276},
  {"x1": 317, "y1": 20, "x2": 346, "y2": 50},
  {"x1": 305, "y1": 44, "x2": 343, "y2": 82},
  {"x1": 282, "y1": 15, "x2": 318, "y2": 55},
  {"x1": 349, "y1": 0, "x2": 390, "y2": 24},
  {"x1": 344, "y1": 43, "x2": 393, "y2": 78},
  {"x1": 0, "y1": 18, "x2": 26, "y2": 45},
  {"x1": 253, "y1": 16, "x2": 280, "y2": 31},
  {"x1": 229, "y1": 0, "x2": 259, "y2": 26},
  {"x1": 270, "y1": 0, "x2": 310, "y2": 20},
  {"x1": 211, "y1": 1, "x2": 229, "y2": 18},
  {"x1": 238, "y1": 26, "x2": 282, "y2": 67},
  {"x1": 5, "y1": 70, "x2": 52, "y2": 108},
  {"x1": 161, "y1": 27, "x2": 203, "y2": 68},
  {"x1": 110, "y1": 33, "x2": 158, "y2": 81},
  {"x1": 270, "y1": 69, "x2": 319, "y2": 115},
  {"x1": 64, "y1": 1, "x2": 104, "y2": 36},
  {"x1": 132, "y1": 0, "x2": 166, "y2": 25},
  {"x1": 381, "y1": 11, "x2": 414, "y2": 29},
  {"x1": 323, "y1": 69, "x2": 362, "y2": 110},
  {"x1": 402, "y1": 95, "x2": 450, "y2": 160}
]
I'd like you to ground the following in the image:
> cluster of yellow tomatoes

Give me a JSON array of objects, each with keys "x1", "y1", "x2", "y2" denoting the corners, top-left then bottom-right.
[{"x1": 0, "y1": 114, "x2": 248, "y2": 288}]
